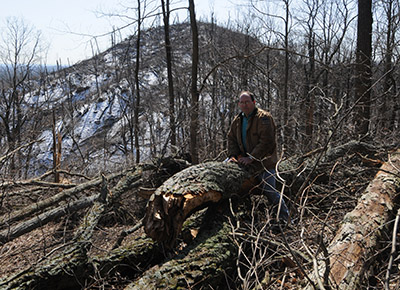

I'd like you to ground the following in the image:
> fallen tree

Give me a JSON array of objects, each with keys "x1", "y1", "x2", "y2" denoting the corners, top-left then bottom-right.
[
  {"x1": 1, "y1": 142, "x2": 398, "y2": 289},
  {"x1": 0, "y1": 158, "x2": 190, "y2": 289},
  {"x1": 128, "y1": 203, "x2": 240, "y2": 289},
  {"x1": 143, "y1": 161, "x2": 256, "y2": 249},
  {"x1": 0, "y1": 171, "x2": 126, "y2": 232},
  {"x1": 306, "y1": 149, "x2": 400, "y2": 289}
]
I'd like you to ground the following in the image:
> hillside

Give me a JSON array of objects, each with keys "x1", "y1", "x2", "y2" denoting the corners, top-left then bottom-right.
[{"x1": 13, "y1": 22, "x2": 262, "y2": 178}]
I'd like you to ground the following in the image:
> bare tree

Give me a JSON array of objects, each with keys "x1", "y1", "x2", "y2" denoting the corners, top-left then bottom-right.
[
  {"x1": 161, "y1": 0, "x2": 177, "y2": 149},
  {"x1": 133, "y1": 0, "x2": 143, "y2": 163},
  {"x1": 282, "y1": 0, "x2": 291, "y2": 145},
  {"x1": 376, "y1": 0, "x2": 400, "y2": 133},
  {"x1": 299, "y1": 0, "x2": 320, "y2": 150},
  {"x1": 189, "y1": 0, "x2": 200, "y2": 164},
  {"x1": 294, "y1": 0, "x2": 355, "y2": 150},
  {"x1": 0, "y1": 17, "x2": 42, "y2": 176},
  {"x1": 354, "y1": 0, "x2": 373, "y2": 136}
]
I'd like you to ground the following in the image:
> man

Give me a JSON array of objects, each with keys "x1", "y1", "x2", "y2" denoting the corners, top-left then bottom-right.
[{"x1": 227, "y1": 91, "x2": 289, "y2": 223}]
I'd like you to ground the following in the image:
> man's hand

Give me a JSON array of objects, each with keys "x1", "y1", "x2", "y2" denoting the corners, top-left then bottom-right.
[
  {"x1": 227, "y1": 157, "x2": 238, "y2": 163},
  {"x1": 238, "y1": 156, "x2": 253, "y2": 166}
]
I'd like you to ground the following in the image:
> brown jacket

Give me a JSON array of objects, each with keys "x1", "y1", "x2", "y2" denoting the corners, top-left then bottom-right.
[{"x1": 227, "y1": 107, "x2": 278, "y2": 173}]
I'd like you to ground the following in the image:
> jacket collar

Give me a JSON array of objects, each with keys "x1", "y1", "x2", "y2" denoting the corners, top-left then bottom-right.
[{"x1": 240, "y1": 107, "x2": 257, "y2": 119}]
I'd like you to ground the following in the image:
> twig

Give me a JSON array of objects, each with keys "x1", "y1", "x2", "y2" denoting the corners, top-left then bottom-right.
[
  {"x1": 0, "y1": 139, "x2": 43, "y2": 163},
  {"x1": 300, "y1": 229, "x2": 325, "y2": 290}
]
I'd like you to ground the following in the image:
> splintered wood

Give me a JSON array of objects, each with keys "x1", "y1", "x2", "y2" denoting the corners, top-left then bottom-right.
[{"x1": 143, "y1": 161, "x2": 253, "y2": 248}]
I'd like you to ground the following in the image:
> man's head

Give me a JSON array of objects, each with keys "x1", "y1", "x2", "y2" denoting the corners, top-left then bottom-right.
[{"x1": 238, "y1": 91, "x2": 256, "y2": 117}]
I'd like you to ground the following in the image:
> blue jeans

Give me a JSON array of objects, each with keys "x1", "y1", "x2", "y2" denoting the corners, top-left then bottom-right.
[{"x1": 259, "y1": 169, "x2": 289, "y2": 222}]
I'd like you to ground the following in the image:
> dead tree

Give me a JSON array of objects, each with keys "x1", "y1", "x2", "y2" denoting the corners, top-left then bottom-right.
[
  {"x1": 143, "y1": 161, "x2": 254, "y2": 249},
  {"x1": 128, "y1": 204, "x2": 239, "y2": 289},
  {"x1": 306, "y1": 149, "x2": 400, "y2": 289},
  {"x1": 2, "y1": 145, "x2": 398, "y2": 289},
  {"x1": 0, "y1": 158, "x2": 190, "y2": 289}
]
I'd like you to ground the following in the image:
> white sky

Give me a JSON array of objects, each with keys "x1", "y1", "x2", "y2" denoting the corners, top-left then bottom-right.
[{"x1": 1, "y1": 0, "x2": 238, "y2": 65}]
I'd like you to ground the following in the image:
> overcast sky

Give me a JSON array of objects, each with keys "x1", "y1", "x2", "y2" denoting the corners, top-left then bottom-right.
[{"x1": 1, "y1": 0, "x2": 238, "y2": 65}]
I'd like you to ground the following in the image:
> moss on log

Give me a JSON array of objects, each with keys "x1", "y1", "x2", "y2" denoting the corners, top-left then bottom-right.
[
  {"x1": 127, "y1": 204, "x2": 239, "y2": 289},
  {"x1": 91, "y1": 235, "x2": 163, "y2": 281}
]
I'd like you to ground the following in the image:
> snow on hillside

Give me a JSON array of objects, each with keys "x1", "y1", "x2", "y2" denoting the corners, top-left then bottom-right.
[
  {"x1": 28, "y1": 68, "x2": 133, "y2": 175},
  {"x1": 16, "y1": 22, "x2": 255, "y2": 177}
]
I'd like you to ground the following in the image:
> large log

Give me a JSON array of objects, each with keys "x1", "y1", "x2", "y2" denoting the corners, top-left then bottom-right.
[
  {"x1": 87, "y1": 208, "x2": 209, "y2": 288},
  {"x1": 127, "y1": 203, "x2": 240, "y2": 289},
  {"x1": 307, "y1": 149, "x2": 400, "y2": 289},
  {"x1": 143, "y1": 161, "x2": 254, "y2": 249}
]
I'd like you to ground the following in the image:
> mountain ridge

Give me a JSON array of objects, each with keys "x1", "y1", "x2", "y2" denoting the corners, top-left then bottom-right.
[{"x1": 21, "y1": 21, "x2": 265, "y2": 177}]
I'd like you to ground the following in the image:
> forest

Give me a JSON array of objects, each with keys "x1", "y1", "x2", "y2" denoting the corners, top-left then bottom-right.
[{"x1": 0, "y1": 0, "x2": 400, "y2": 289}]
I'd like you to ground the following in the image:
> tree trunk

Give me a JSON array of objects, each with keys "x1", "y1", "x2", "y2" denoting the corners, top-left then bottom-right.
[
  {"x1": 161, "y1": 0, "x2": 176, "y2": 148},
  {"x1": 128, "y1": 204, "x2": 239, "y2": 289},
  {"x1": 189, "y1": 0, "x2": 199, "y2": 164},
  {"x1": 143, "y1": 161, "x2": 254, "y2": 249},
  {"x1": 354, "y1": 0, "x2": 373, "y2": 135},
  {"x1": 134, "y1": 0, "x2": 142, "y2": 163},
  {"x1": 307, "y1": 149, "x2": 400, "y2": 289}
]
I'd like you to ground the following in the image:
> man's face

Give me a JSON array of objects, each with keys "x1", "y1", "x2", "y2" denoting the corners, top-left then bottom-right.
[{"x1": 238, "y1": 94, "x2": 255, "y2": 116}]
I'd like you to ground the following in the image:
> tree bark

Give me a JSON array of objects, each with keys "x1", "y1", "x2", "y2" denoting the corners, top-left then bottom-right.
[
  {"x1": 128, "y1": 204, "x2": 239, "y2": 289},
  {"x1": 307, "y1": 149, "x2": 400, "y2": 289},
  {"x1": 143, "y1": 161, "x2": 254, "y2": 249},
  {"x1": 354, "y1": 0, "x2": 373, "y2": 135},
  {"x1": 161, "y1": 0, "x2": 176, "y2": 147},
  {"x1": 189, "y1": 0, "x2": 200, "y2": 164}
]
